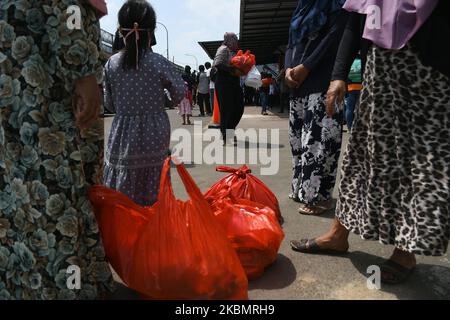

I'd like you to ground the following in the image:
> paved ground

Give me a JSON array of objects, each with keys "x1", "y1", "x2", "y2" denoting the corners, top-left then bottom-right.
[{"x1": 105, "y1": 106, "x2": 450, "y2": 300}]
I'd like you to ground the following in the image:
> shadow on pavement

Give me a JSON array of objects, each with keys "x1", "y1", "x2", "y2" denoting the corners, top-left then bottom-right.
[
  {"x1": 249, "y1": 254, "x2": 297, "y2": 290},
  {"x1": 109, "y1": 254, "x2": 297, "y2": 299},
  {"x1": 348, "y1": 251, "x2": 450, "y2": 300}
]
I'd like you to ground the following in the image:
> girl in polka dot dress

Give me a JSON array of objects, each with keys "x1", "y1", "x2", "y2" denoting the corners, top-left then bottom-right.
[{"x1": 103, "y1": 1, "x2": 184, "y2": 205}]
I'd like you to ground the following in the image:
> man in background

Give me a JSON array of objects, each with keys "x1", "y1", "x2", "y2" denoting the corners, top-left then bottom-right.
[
  {"x1": 205, "y1": 62, "x2": 215, "y2": 116},
  {"x1": 197, "y1": 65, "x2": 211, "y2": 116}
]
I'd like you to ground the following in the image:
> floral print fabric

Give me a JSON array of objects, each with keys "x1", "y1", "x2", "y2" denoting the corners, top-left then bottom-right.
[
  {"x1": 289, "y1": 93, "x2": 343, "y2": 205},
  {"x1": 0, "y1": 0, "x2": 114, "y2": 299}
]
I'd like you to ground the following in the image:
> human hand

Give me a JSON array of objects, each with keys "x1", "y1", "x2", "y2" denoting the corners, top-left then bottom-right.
[
  {"x1": 326, "y1": 80, "x2": 346, "y2": 118},
  {"x1": 291, "y1": 64, "x2": 310, "y2": 87},
  {"x1": 73, "y1": 74, "x2": 102, "y2": 130},
  {"x1": 285, "y1": 68, "x2": 299, "y2": 88}
]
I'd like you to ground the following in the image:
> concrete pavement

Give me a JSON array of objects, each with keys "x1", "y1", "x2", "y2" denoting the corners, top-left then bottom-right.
[{"x1": 105, "y1": 105, "x2": 450, "y2": 300}]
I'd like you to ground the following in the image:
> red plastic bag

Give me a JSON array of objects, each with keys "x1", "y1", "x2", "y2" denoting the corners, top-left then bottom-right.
[
  {"x1": 89, "y1": 158, "x2": 248, "y2": 300},
  {"x1": 261, "y1": 77, "x2": 273, "y2": 87},
  {"x1": 205, "y1": 166, "x2": 282, "y2": 222},
  {"x1": 210, "y1": 194, "x2": 284, "y2": 280},
  {"x1": 231, "y1": 50, "x2": 256, "y2": 75}
]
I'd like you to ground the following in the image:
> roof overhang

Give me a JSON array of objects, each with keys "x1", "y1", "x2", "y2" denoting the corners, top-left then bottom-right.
[{"x1": 199, "y1": 0, "x2": 298, "y2": 65}]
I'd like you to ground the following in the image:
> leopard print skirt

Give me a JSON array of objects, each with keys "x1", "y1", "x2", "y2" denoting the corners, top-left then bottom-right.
[{"x1": 336, "y1": 44, "x2": 450, "y2": 256}]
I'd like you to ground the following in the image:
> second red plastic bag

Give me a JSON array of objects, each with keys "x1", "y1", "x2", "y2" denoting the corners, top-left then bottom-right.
[
  {"x1": 89, "y1": 158, "x2": 248, "y2": 300},
  {"x1": 205, "y1": 166, "x2": 282, "y2": 222},
  {"x1": 210, "y1": 194, "x2": 285, "y2": 280}
]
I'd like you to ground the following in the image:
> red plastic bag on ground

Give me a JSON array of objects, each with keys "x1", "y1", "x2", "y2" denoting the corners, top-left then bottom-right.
[
  {"x1": 205, "y1": 166, "x2": 282, "y2": 222},
  {"x1": 89, "y1": 158, "x2": 248, "y2": 300},
  {"x1": 231, "y1": 50, "x2": 256, "y2": 75},
  {"x1": 210, "y1": 194, "x2": 285, "y2": 280}
]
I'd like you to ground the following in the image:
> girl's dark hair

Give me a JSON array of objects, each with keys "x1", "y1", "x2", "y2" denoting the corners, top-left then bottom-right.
[
  {"x1": 112, "y1": 30, "x2": 125, "y2": 53},
  {"x1": 118, "y1": 0, "x2": 156, "y2": 70}
]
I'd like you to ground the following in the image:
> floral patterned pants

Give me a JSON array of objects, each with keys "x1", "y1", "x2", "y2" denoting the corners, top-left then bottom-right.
[{"x1": 289, "y1": 93, "x2": 343, "y2": 205}]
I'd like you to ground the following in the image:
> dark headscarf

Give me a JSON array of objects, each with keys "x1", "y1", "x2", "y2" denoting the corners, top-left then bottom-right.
[
  {"x1": 288, "y1": 0, "x2": 345, "y2": 48},
  {"x1": 223, "y1": 32, "x2": 239, "y2": 52}
]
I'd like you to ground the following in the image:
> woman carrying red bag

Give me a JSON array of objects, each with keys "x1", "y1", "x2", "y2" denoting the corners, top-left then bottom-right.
[{"x1": 213, "y1": 32, "x2": 245, "y2": 145}]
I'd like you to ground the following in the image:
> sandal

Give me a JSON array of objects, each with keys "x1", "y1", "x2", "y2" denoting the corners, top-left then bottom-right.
[
  {"x1": 298, "y1": 200, "x2": 334, "y2": 216},
  {"x1": 290, "y1": 239, "x2": 348, "y2": 255},
  {"x1": 380, "y1": 260, "x2": 416, "y2": 285}
]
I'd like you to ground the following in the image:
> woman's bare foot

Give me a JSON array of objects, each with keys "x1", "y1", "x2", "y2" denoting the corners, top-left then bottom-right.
[
  {"x1": 381, "y1": 249, "x2": 416, "y2": 284},
  {"x1": 389, "y1": 249, "x2": 416, "y2": 268},
  {"x1": 313, "y1": 219, "x2": 350, "y2": 252},
  {"x1": 291, "y1": 218, "x2": 350, "y2": 253}
]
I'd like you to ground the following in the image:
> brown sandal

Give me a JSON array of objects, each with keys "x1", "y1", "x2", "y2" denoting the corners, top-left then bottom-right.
[
  {"x1": 298, "y1": 200, "x2": 334, "y2": 216},
  {"x1": 290, "y1": 239, "x2": 348, "y2": 255}
]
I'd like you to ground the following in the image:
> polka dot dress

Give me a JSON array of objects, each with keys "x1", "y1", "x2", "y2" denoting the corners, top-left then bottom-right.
[{"x1": 103, "y1": 51, "x2": 185, "y2": 206}]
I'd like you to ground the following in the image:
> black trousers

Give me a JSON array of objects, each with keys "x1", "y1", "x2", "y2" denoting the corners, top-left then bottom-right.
[
  {"x1": 197, "y1": 93, "x2": 211, "y2": 115},
  {"x1": 215, "y1": 79, "x2": 244, "y2": 139}
]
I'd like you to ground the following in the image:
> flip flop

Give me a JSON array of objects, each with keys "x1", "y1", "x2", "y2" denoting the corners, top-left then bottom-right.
[
  {"x1": 290, "y1": 239, "x2": 348, "y2": 255},
  {"x1": 380, "y1": 260, "x2": 416, "y2": 285},
  {"x1": 298, "y1": 200, "x2": 334, "y2": 216}
]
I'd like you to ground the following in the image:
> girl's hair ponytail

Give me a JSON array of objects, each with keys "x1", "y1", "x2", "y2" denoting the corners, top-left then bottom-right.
[{"x1": 118, "y1": 0, "x2": 156, "y2": 70}]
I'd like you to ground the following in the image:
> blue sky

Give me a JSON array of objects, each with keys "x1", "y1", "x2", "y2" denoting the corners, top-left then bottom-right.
[{"x1": 100, "y1": 0, "x2": 240, "y2": 68}]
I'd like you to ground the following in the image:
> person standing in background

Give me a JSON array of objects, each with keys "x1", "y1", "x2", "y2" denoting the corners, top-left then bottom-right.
[
  {"x1": 260, "y1": 73, "x2": 271, "y2": 116},
  {"x1": 196, "y1": 65, "x2": 211, "y2": 116},
  {"x1": 269, "y1": 78, "x2": 279, "y2": 110},
  {"x1": 191, "y1": 70, "x2": 198, "y2": 107},
  {"x1": 205, "y1": 62, "x2": 215, "y2": 116},
  {"x1": 213, "y1": 32, "x2": 245, "y2": 144},
  {"x1": 284, "y1": 0, "x2": 347, "y2": 216},
  {"x1": 344, "y1": 56, "x2": 362, "y2": 131},
  {"x1": 0, "y1": 0, "x2": 115, "y2": 299},
  {"x1": 182, "y1": 66, "x2": 194, "y2": 93},
  {"x1": 244, "y1": 85, "x2": 256, "y2": 106}
]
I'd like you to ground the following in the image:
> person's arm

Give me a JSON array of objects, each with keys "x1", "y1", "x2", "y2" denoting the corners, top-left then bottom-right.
[
  {"x1": 326, "y1": 13, "x2": 364, "y2": 118},
  {"x1": 302, "y1": 10, "x2": 349, "y2": 72},
  {"x1": 54, "y1": 0, "x2": 103, "y2": 87},
  {"x1": 285, "y1": 48, "x2": 293, "y2": 69},
  {"x1": 213, "y1": 46, "x2": 235, "y2": 74},
  {"x1": 161, "y1": 59, "x2": 185, "y2": 106},
  {"x1": 50, "y1": 0, "x2": 104, "y2": 129},
  {"x1": 331, "y1": 12, "x2": 363, "y2": 81}
]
